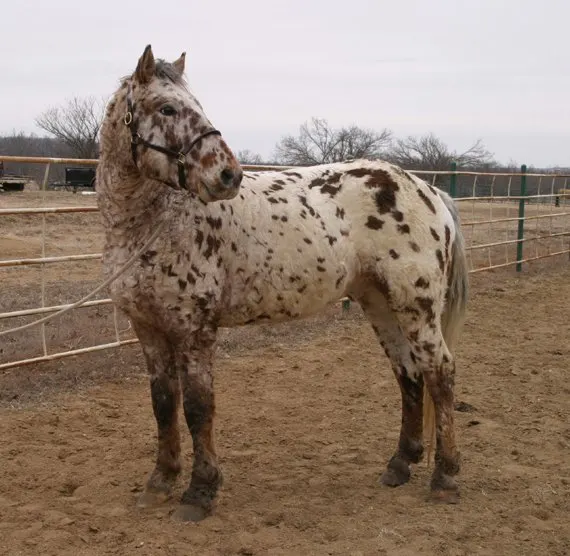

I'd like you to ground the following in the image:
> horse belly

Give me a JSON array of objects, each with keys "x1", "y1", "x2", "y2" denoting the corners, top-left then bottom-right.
[{"x1": 220, "y1": 258, "x2": 353, "y2": 327}]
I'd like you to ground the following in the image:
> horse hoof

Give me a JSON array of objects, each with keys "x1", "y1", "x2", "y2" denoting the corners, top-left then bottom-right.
[
  {"x1": 171, "y1": 504, "x2": 211, "y2": 522},
  {"x1": 136, "y1": 489, "x2": 171, "y2": 508},
  {"x1": 380, "y1": 457, "x2": 410, "y2": 487},
  {"x1": 430, "y1": 489, "x2": 460, "y2": 504},
  {"x1": 380, "y1": 468, "x2": 408, "y2": 487}
]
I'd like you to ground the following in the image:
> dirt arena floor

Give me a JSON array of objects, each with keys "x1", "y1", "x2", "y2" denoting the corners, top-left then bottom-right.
[{"x1": 1, "y1": 190, "x2": 569, "y2": 555}]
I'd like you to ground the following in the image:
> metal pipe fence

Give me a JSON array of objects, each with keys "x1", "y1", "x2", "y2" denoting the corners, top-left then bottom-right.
[{"x1": 1, "y1": 156, "x2": 569, "y2": 371}]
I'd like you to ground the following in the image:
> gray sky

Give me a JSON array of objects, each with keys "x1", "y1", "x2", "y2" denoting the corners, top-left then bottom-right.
[{"x1": 1, "y1": 0, "x2": 568, "y2": 166}]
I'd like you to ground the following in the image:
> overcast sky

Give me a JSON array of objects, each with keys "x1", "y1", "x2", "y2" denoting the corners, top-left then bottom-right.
[{"x1": 1, "y1": 0, "x2": 568, "y2": 166}]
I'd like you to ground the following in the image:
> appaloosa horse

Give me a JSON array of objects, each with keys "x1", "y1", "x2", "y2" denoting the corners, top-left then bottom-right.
[{"x1": 96, "y1": 45, "x2": 469, "y2": 522}]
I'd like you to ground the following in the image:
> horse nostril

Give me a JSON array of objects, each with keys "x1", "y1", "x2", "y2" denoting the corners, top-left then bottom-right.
[
  {"x1": 234, "y1": 169, "x2": 243, "y2": 187},
  {"x1": 220, "y1": 169, "x2": 234, "y2": 186}
]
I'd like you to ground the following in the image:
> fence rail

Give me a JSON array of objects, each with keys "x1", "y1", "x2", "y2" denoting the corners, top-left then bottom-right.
[{"x1": 1, "y1": 155, "x2": 569, "y2": 371}]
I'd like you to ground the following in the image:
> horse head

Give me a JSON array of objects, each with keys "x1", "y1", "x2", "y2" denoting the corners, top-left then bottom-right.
[{"x1": 104, "y1": 45, "x2": 243, "y2": 202}]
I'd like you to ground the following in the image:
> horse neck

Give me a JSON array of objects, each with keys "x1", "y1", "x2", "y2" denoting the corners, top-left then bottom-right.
[{"x1": 97, "y1": 160, "x2": 170, "y2": 240}]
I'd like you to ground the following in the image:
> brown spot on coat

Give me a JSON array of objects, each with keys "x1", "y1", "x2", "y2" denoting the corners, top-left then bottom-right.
[
  {"x1": 309, "y1": 177, "x2": 326, "y2": 188},
  {"x1": 416, "y1": 296, "x2": 435, "y2": 323},
  {"x1": 375, "y1": 188, "x2": 397, "y2": 214},
  {"x1": 321, "y1": 184, "x2": 341, "y2": 197},
  {"x1": 435, "y1": 249, "x2": 445, "y2": 272},
  {"x1": 200, "y1": 153, "x2": 217, "y2": 169},
  {"x1": 366, "y1": 215, "x2": 384, "y2": 230},
  {"x1": 326, "y1": 172, "x2": 343, "y2": 184},
  {"x1": 283, "y1": 171, "x2": 302, "y2": 179},
  {"x1": 444, "y1": 225, "x2": 451, "y2": 254},
  {"x1": 417, "y1": 189, "x2": 436, "y2": 214},
  {"x1": 415, "y1": 277, "x2": 430, "y2": 289},
  {"x1": 195, "y1": 230, "x2": 204, "y2": 249},
  {"x1": 206, "y1": 216, "x2": 222, "y2": 230},
  {"x1": 430, "y1": 227, "x2": 440, "y2": 241}
]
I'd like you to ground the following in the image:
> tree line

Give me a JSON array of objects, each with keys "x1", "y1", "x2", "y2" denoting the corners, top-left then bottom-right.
[
  {"x1": 1, "y1": 97, "x2": 567, "y2": 189},
  {"x1": 240, "y1": 117, "x2": 495, "y2": 171}
]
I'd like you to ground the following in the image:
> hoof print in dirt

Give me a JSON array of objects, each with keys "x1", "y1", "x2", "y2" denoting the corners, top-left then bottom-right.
[
  {"x1": 136, "y1": 490, "x2": 172, "y2": 508},
  {"x1": 455, "y1": 401, "x2": 477, "y2": 413},
  {"x1": 430, "y1": 489, "x2": 461, "y2": 505},
  {"x1": 171, "y1": 504, "x2": 211, "y2": 523}
]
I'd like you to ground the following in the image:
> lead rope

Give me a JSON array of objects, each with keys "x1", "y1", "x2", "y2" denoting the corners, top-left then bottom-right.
[{"x1": 0, "y1": 220, "x2": 166, "y2": 338}]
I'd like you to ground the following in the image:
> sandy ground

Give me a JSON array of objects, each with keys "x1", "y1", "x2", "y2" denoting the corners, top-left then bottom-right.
[{"x1": 0, "y1": 190, "x2": 569, "y2": 555}]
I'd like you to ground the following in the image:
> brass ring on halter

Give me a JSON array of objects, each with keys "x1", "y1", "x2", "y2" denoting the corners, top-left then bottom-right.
[{"x1": 124, "y1": 112, "x2": 133, "y2": 126}]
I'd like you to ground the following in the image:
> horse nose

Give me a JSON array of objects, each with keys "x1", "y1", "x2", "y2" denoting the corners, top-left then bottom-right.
[{"x1": 220, "y1": 168, "x2": 243, "y2": 189}]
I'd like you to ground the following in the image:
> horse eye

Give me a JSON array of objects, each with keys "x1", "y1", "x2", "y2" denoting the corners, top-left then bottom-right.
[{"x1": 160, "y1": 105, "x2": 177, "y2": 116}]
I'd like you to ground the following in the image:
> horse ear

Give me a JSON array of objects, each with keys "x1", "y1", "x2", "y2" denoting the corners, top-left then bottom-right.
[
  {"x1": 135, "y1": 44, "x2": 156, "y2": 84},
  {"x1": 172, "y1": 52, "x2": 186, "y2": 76}
]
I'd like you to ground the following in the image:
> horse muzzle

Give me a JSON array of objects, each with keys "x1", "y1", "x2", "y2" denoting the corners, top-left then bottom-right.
[{"x1": 199, "y1": 167, "x2": 243, "y2": 202}]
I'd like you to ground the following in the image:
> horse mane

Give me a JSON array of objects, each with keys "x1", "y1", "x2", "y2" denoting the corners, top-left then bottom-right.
[
  {"x1": 119, "y1": 59, "x2": 187, "y2": 88},
  {"x1": 155, "y1": 60, "x2": 186, "y2": 84}
]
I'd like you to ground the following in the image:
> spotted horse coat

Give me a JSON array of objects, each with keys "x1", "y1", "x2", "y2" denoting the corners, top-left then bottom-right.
[{"x1": 96, "y1": 45, "x2": 469, "y2": 522}]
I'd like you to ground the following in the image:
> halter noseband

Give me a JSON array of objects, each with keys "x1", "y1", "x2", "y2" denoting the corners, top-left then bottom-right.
[{"x1": 123, "y1": 82, "x2": 221, "y2": 189}]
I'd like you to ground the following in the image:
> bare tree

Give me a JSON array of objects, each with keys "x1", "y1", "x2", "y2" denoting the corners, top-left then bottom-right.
[
  {"x1": 35, "y1": 96, "x2": 106, "y2": 159},
  {"x1": 236, "y1": 149, "x2": 264, "y2": 165},
  {"x1": 387, "y1": 132, "x2": 494, "y2": 171},
  {"x1": 275, "y1": 117, "x2": 392, "y2": 166}
]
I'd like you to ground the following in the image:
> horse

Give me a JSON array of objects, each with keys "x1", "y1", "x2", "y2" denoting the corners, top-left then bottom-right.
[{"x1": 96, "y1": 45, "x2": 469, "y2": 522}]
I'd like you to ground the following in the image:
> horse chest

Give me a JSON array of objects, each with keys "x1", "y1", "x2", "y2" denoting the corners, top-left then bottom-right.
[{"x1": 108, "y1": 254, "x2": 219, "y2": 324}]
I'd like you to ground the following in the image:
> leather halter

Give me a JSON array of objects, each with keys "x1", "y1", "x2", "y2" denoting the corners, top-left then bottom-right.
[{"x1": 123, "y1": 81, "x2": 221, "y2": 189}]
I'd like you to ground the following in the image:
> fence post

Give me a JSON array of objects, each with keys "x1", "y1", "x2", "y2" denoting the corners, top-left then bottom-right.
[
  {"x1": 449, "y1": 161, "x2": 457, "y2": 198},
  {"x1": 516, "y1": 164, "x2": 527, "y2": 272}
]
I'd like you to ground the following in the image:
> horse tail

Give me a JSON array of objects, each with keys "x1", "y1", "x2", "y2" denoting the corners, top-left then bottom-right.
[{"x1": 423, "y1": 191, "x2": 469, "y2": 463}]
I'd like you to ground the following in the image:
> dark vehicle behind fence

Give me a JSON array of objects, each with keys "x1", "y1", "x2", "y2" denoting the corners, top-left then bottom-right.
[
  {"x1": 49, "y1": 167, "x2": 97, "y2": 192},
  {"x1": 0, "y1": 161, "x2": 28, "y2": 192}
]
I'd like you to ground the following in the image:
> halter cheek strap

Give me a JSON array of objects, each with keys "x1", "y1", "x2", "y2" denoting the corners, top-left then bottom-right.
[{"x1": 123, "y1": 82, "x2": 222, "y2": 189}]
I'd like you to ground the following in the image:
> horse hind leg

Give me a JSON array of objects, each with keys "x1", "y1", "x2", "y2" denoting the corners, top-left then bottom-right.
[
  {"x1": 358, "y1": 293, "x2": 425, "y2": 487},
  {"x1": 132, "y1": 322, "x2": 182, "y2": 508},
  {"x1": 398, "y1": 311, "x2": 461, "y2": 503}
]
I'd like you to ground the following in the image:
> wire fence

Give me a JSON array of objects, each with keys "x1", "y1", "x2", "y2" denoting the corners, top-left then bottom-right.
[
  {"x1": 415, "y1": 165, "x2": 570, "y2": 273},
  {"x1": 1, "y1": 156, "x2": 569, "y2": 371}
]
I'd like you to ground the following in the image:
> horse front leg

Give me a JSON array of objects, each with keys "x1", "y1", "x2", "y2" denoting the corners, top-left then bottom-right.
[
  {"x1": 132, "y1": 322, "x2": 182, "y2": 508},
  {"x1": 172, "y1": 334, "x2": 222, "y2": 522}
]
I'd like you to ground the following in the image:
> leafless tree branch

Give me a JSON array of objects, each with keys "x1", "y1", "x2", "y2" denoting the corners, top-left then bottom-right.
[
  {"x1": 236, "y1": 149, "x2": 264, "y2": 165},
  {"x1": 386, "y1": 132, "x2": 494, "y2": 171},
  {"x1": 35, "y1": 96, "x2": 106, "y2": 159},
  {"x1": 275, "y1": 118, "x2": 392, "y2": 166}
]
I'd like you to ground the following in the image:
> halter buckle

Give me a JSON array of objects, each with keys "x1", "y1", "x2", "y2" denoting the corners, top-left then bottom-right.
[
  {"x1": 177, "y1": 153, "x2": 186, "y2": 165},
  {"x1": 131, "y1": 133, "x2": 141, "y2": 145},
  {"x1": 124, "y1": 112, "x2": 133, "y2": 126}
]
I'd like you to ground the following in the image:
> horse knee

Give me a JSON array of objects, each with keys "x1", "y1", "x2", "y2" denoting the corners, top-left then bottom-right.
[
  {"x1": 150, "y1": 374, "x2": 179, "y2": 429},
  {"x1": 423, "y1": 355, "x2": 456, "y2": 403},
  {"x1": 182, "y1": 379, "x2": 214, "y2": 427}
]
